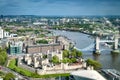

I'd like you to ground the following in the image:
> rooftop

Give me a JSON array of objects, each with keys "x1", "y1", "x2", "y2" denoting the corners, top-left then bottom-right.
[
  {"x1": 27, "y1": 43, "x2": 60, "y2": 48},
  {"x1": 70, "y1": 70, "x2": 106, "y2": 80}
]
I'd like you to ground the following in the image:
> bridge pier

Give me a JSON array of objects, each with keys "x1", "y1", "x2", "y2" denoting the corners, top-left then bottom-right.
[
  {"x1": 93, "y1": 37, "x2": 100, "y2": 55},
  {"x1": 114, "y1": 37, "x2": 118, "y2": 50},
  {"x1": 111, "y1": 37, "x2": 120, "y2": 54},
  {"x1": 93, "y1": 49, "x2": 100, "y2": 55},
  {"x1": 94, "y1": 36, "x2": 120, "y2": 55}
]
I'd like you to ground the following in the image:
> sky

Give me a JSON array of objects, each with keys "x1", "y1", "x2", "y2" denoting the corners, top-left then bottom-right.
[{"x1": 0, "y1": 0, "x2": 120, "y2": 16}]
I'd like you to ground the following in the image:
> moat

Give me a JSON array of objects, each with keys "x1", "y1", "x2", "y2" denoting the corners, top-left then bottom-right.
[{"x1": 51, "y1": 30, "x2": 120, "y2": 71}]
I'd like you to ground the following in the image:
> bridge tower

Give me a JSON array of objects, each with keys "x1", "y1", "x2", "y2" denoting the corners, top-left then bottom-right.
[
  {"x1": 111, "y1": 36, "x2": 120, "y2": 54},
  {"x1": 114, "y1": 36, "x2": 118, "y2": 50},
  {"x1": 93, "y1": 37, "x2": 100, "y2": 54},
  {"x1": 93, "y1": 35, "x2": 119, "y2": 54}
]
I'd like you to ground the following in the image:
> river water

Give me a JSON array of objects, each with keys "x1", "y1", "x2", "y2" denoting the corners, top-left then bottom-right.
[{"x1": 51, "y1": 30, "x2": 120, "y2": 71}]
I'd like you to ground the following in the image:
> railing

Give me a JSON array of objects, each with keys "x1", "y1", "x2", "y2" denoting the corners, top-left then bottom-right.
[{"x1": 99, "y1": 40, "x2": 115, "y2": 43}]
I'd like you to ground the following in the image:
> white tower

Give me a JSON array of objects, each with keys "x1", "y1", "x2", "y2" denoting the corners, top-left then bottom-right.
[
  {"x1": 0, "y1": 27, "x2": 4, "y2": 39},
  {"x1": 114, "y1": 37, "x2": 118, "y2": 50},
  {"x1": 96, "y1": 37, "x2": 100, "y2": 50}
]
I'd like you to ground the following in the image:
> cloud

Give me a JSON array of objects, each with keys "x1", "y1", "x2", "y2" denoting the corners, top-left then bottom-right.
[{"x1": 0, "y1": 0, "x2": 120, "y2": 15}]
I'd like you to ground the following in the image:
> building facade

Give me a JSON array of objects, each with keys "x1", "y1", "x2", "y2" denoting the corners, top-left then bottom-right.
[
  {"x1": 9, "y1": 41, "x2": 23, "y2": 55},
  {"x1": 4, "y1": 31, "x2": 9, "y2": 38},
  {"x1": 0, "y1": 27, "x2": 3, "y2": 39},
  {"x1": 0, "y1": 27, "x2": 10, "y2": 39},
  {"x1": 26, "y1": 43, "x2": 63, "y2": 54}
]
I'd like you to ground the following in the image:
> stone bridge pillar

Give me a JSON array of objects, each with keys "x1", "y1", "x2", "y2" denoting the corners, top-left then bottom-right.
[
  {"x1": 111, "y1": 36, "x2": 120, "y2": 54},
  {"x1": 93, "y1": 37, "x2": 100, "y2": 54},
  {"x1": 96, "y1": 37, "x2": 100, "y2": 50},
  {"x1": 114, "y1": 37, "x2": 118, "y2": 50}
]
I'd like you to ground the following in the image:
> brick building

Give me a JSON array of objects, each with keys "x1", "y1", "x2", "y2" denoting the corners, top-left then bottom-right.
[{"x1": 26, "y1": 43, "x2": 63, "y2": 54}]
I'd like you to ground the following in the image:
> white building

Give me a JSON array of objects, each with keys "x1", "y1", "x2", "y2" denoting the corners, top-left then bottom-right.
[
  {"x1": 10, "y1": 34, "x2": 17, "y2": 37},
  {"x1": 4, "y1": 31, "x2": 9, "y2": 38},
  {"x1": 0, "y1": 27, "x2": 4, "y2": 39},
  {"x1": 0, "y1": 78, "x2": 3, "y2": 80},
  {"x1": 0, "y1": 27, "x2": 10, "y2": 39},
  {"x1": 33, "y1": 22, "x2": 46, "y2": 25}
]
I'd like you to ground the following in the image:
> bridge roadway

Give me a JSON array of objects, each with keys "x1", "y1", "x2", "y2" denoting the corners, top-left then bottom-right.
[
  {"x1": 99, "y1": 40, "x2": 115, "y2": 43},
  {"x1": 75, "y1": 41, "x2": 113, "y2": 52}
]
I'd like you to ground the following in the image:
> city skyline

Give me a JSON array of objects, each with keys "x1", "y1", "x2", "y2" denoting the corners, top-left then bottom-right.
[{"x1": 0, "y1": 0, "x2": 120, "y2": 16}]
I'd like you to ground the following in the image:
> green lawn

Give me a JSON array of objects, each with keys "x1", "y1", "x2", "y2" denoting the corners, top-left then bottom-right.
[
  {"x1": 0, "y1": 71, "x2": 5, "y2": 77},
  {"x1": 8, "y1": 59, "x2": 32, "y2": 76},
  {"x1": 8, "y1": 59, "x2": 70, "y2": 78}
]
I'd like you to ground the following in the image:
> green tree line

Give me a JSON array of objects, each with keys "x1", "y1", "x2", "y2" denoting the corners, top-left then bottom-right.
[
  {"x1": 0, "y1": 48, "x2": 7, "y2": 65},
  {"x1": 86, "y1": 58, "x2": 101, "y2": 69},
  {"x1": 51, "y1": 49, "x2": 83, "y2": 64}
]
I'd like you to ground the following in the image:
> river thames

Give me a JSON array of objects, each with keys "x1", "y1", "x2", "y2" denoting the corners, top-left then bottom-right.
[{"x1": 51, "y1": 30, "x2": 120, "y2": 71}]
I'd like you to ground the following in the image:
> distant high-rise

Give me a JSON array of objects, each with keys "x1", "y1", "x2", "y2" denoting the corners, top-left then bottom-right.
[{"x1": 0, "y1": 15, "x2": 3, "y2": 19}]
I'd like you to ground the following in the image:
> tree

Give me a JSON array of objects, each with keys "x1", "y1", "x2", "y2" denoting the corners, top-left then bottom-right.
[
  {"x1": 76, "y1": 51, "x2": 82, "y2": 57},
  {"x1": 34, "y1": 30, "x2": 39, "y2": 34},
  {"x1": 1, "y1": 50, "x2": 7, "y2": 60},
  {"x1": 62, "y1": 58, "x2": 71, "y2": 64},
  {"x1": 52, "y1": 55, "x2": 59, "y2": 64},
  {"x1": 71, "y1": 48, "x2": 77, "y2": 52},
  {"x1": 63, "y1": 50, "x2": 69, "y2": 58},
  {"x1": 0, "y1": 71, "x2": 5, "y2": 76},
  {"x1": 71, "y1": 51, "x2": 76, "y2": 58},
  {"x1": 70, "y1": 49, "x2": 82, "y2": 58},
  {"x1": 43, "y1": 55, "x2": 47, "y2": 59},
  {"x1": 86, "y1": 59, "x2": 101, "y2": 70},
  {"x1": 0, "y1": 48, "x2": 7, "y2": 65},
  {"x1": 71, "y1": 58, "x2": 77, "y2": 63},
  {"x1": 0, "y1": 55, "x2": 5, "y2": 65},
  {"x1": 4, "y1": 73, "x2": 15, "y2": 80},
  {"x1": 36, "y1": 39, "x2": 48, "y2": 44},
  {"x1": 38, "y1": 34, "x2": 46, "y2": 38}
]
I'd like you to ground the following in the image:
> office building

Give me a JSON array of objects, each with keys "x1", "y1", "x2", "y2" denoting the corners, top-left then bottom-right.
[{"x1": 10, "y1": 41, "x2": 23, "y2": 55}]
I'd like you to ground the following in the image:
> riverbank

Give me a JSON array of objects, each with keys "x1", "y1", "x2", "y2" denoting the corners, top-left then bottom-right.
[
  {"x1": 51, "y1": 30, "x2": 120, "y2": 71},
  {"x1": 49, "y1": 28, "x2": 94, "y2": 36},
  {"x1": 111, "y1": 50, "x2": 120, "y2": 54}
]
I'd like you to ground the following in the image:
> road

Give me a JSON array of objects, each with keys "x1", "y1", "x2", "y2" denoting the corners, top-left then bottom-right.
[
  {"x1": 1, "y1": 66, "x2": 58, "y2": 80},
  {"x1": 1, "y1": 66, "x2": 27, "y2": 79}
]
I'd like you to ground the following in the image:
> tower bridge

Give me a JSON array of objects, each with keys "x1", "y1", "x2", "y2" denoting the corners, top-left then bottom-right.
[
  {"x1": 76, "y1": 35, "x2": 120, "y2": 54},
  {"x1": 94, "y1": 35, "x2": 119, "y2": 54}
]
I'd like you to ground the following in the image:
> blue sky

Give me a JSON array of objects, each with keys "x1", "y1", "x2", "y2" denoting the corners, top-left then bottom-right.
[{"x1": 0, "y1": 0, "x2": 120, "y2": 16}]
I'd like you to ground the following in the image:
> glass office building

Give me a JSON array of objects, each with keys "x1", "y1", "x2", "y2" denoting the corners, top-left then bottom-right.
[{"x1": 10, "y1": 42, "x2": 23, "y2": 55}]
